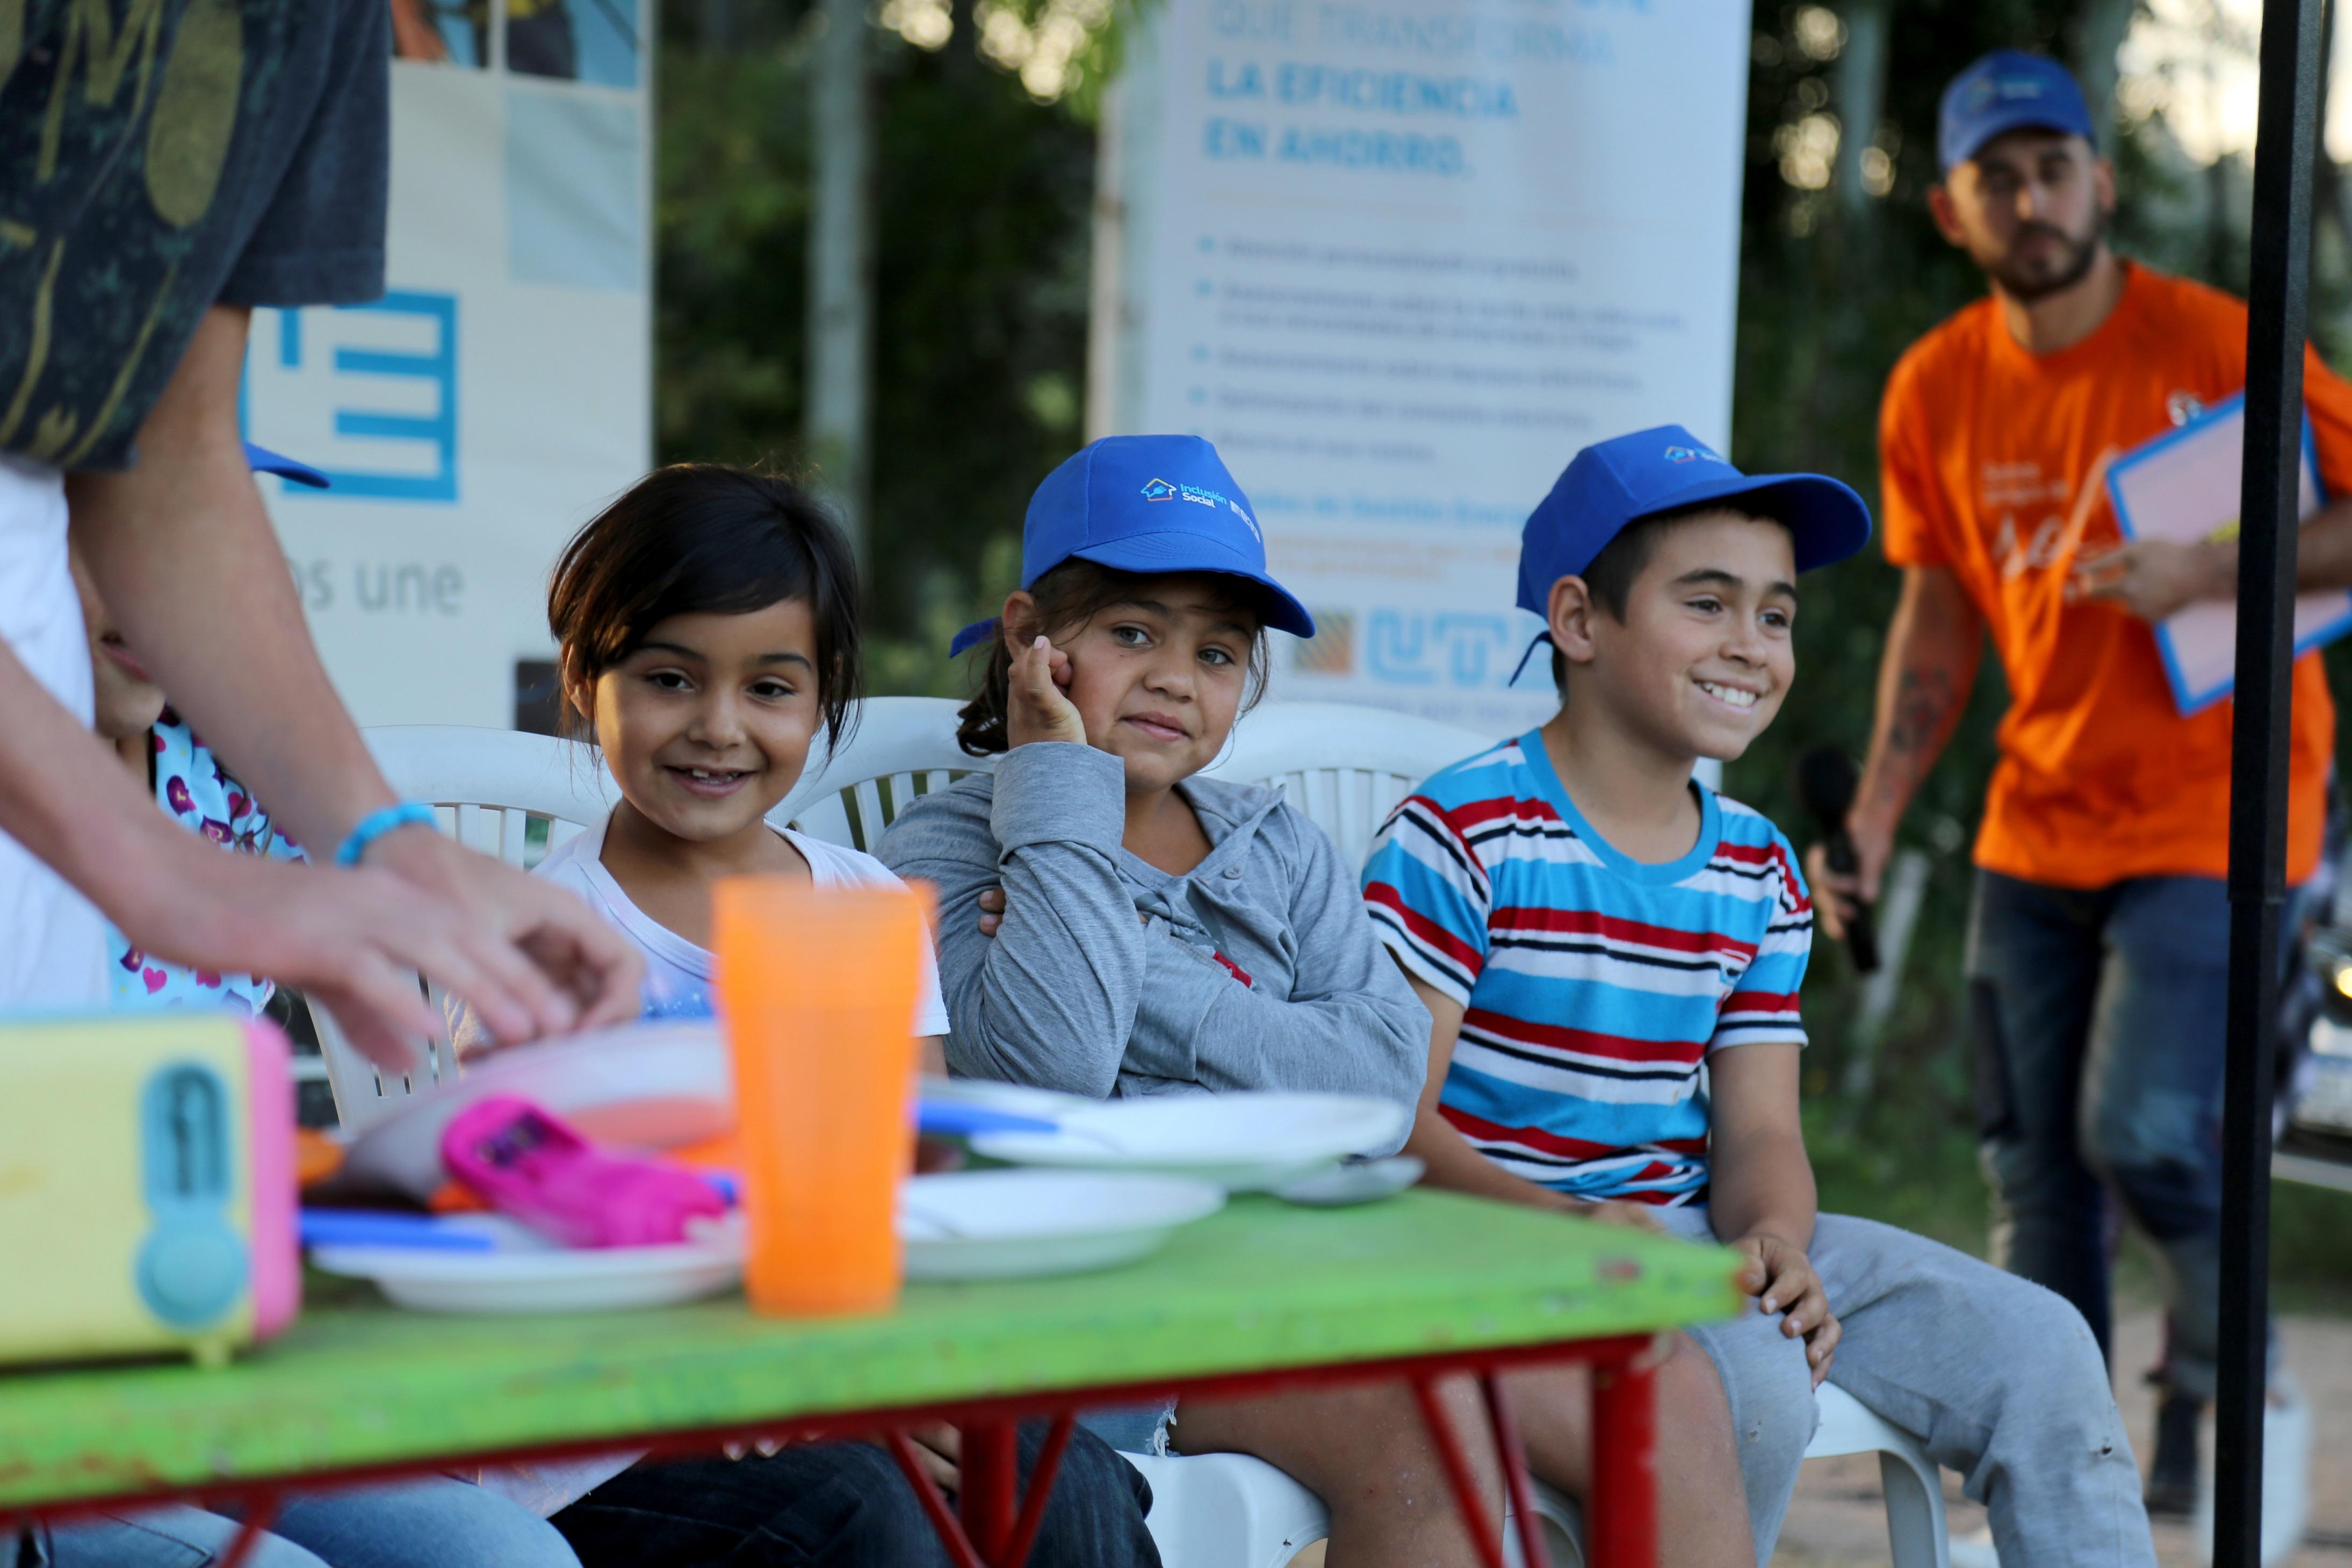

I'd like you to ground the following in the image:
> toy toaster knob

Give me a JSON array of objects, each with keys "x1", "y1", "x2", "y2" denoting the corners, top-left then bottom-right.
[{"x1": 139, "y1": 1225, "x2": 248, "y2": 1327}]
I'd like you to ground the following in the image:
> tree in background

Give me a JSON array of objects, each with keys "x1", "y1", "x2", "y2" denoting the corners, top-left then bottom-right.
[{"x1": 654, "y1": 0, "x2": 1094, "y2": 691}]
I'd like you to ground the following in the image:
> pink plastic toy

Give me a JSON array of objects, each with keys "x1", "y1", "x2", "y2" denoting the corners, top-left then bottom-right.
[{"x1": 439, "y1": 1096, "x2": 727, "y2": 1249}]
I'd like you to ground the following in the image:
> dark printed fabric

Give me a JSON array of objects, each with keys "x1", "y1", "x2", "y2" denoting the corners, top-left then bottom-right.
[
  {"x1": 553, "y1": 1428, "x2": 1161, "y2": 1568},
  {"x1": 0, "y1": 0, "x2": 389, "y2": 471}
]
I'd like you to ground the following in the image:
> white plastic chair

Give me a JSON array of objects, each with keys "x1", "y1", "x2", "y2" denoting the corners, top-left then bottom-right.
[
  {"x1": 1203, "y1": 701, "x2": 1496, "y2": 870},
  {"x1": 1124, "y1": 1384, "x2": 1945, "y2": 1568},
  {"x1": 774, "y1": 696, "x2": 994, "y2": 851},
  {"x1": 314, "y1": 726, "x2": 619, "y2": 1132}
]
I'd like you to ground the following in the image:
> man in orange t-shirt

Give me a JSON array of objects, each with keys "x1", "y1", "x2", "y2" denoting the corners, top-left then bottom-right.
[{"x1": 1808, "y1": 50, "x2": 2352, "y2": 1520}]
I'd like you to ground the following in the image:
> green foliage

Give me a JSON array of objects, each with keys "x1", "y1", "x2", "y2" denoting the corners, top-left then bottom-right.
[{"x1": 654, "y1": 6, "x2": 1093, "y2": 702}]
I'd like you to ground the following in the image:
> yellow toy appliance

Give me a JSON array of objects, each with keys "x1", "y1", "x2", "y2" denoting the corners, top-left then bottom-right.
[{"x1": 0, "y1": 1013, "x2": 299, "y2": 1367}]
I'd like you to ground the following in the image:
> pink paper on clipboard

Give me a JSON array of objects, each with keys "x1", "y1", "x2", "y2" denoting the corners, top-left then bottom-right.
[{"x1": 2102, "y1": 393, "x2": 2352, "y2": 714}]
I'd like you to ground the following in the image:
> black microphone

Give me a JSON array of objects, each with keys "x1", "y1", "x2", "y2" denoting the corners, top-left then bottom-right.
[{"x1": 1793, "y1": 746, "x2": 1879, "y2": 974}]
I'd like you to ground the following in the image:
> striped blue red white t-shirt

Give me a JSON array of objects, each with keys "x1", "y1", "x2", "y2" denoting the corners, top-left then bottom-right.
[{"x1": 1361, "y1": 731, "x2": 1813, "y2": 1204}]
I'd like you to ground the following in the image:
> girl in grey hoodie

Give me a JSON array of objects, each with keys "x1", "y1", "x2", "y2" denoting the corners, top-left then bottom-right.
[{"x1": 880, "y1": 436, "x2": 1518, "y2": 1568}]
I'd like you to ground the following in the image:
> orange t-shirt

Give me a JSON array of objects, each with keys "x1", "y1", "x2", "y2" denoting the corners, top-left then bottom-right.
[{"x1": 1879, "y1": 263, "x2": 2343, "y2": 888}]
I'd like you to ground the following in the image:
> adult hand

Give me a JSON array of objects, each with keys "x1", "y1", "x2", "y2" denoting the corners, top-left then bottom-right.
[
  {"x1": 1802, "y1": 818, "x2": 1891, "y2": 945},
  {"x1": 113, "y1": 845, "x2": 503, "y2": 1073},
  {"x1": 1005, "y1": 635, "x2": 1086, "y2": 749},
  {"x1": 2067, "y1": 537, "x2": 2232, "y2": 622},
  {"x1": 360, "y1": 826, "x2": 644, "y2": 1050},
  {"x1": 1733, "y1": 1231, "x2": 1841, "y2": 1388}
]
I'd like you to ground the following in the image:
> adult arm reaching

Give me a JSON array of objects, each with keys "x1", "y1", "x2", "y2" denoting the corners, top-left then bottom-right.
[
  {"x1": 58, "y1": 306, "x2": 642, "y2": 1063},
  {"x1": 1805, "y1": 563, "x2": 1983, "y2": 938}
]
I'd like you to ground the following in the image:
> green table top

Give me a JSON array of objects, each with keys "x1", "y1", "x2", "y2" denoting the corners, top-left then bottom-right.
[{"x1": 0, "y1": 1191, "x2": 1743, "y2": 1511}]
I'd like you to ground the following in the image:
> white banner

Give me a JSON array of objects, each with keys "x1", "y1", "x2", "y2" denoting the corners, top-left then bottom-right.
[
  {"x1": 244, "y1": 0, "x2": 653, "y2": 728},
  {"x1": 1095, "y1": 0, "x2": 1750, "y2": 731}
]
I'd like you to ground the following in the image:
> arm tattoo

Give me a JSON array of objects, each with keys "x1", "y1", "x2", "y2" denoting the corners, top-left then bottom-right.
[
  {"x1": 1886, "y1": 666, "x2": 1958, "y2": 757},
  {"x1": 1866, "y1": 662, "x2": 1964, "y2": 821}
]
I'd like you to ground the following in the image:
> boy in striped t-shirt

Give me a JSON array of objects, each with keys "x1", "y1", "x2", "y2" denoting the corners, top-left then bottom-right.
[{"x1": 1363, "y1": 427, "x2": 2152, "y2": 1567}]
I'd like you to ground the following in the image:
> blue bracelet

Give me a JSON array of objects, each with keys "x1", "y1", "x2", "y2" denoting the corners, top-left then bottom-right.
[{"x1": 335, "y1": 802, "x2": 439, "y2": 866}]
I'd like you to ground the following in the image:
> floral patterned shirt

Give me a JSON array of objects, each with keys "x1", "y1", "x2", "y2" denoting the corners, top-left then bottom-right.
[{"x1": 110, "y1": 709, "x2": 303, "y2": 1013}]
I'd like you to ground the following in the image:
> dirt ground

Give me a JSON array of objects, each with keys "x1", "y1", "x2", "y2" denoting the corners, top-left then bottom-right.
[{"x1": 1770, "y1": 1310, "x2": 2352, "y2": 1568}]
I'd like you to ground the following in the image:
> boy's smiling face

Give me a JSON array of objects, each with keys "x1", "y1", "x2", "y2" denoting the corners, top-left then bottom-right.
[{"x1": 1552, "y1": 509, "x2": 1797, "y2": 763}]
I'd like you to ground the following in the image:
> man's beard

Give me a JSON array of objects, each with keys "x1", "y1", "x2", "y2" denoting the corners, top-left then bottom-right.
[{"x1": 1981, "y1": 211, "x2": 2106, "y2": 304}]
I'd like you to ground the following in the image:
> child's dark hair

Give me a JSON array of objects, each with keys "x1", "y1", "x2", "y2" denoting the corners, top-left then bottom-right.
[
  {"x1": 549, "y1": 464, "x2": 863, "y2": 748},
  {"x1": 955, "y1": 560, "x2": 1271, "y2": 755},
  {"x1": 1549, "y1": 502, "x2": 1793, "y2": 689}
]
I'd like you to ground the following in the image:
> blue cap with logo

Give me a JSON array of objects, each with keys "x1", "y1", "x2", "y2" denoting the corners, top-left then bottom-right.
[
  {"x1": 243, "y1": 440, "x2": 329, "y2": 488},
  {"x1": 949, "y1": 435, "x2": 1313, "y2": 655},
  {"x1": 1938, "y1": 49, "x2": 2096, "y2": 172},
  {"x1": 1514, "y1": 424, "x2": 1870, "y2": 642}
]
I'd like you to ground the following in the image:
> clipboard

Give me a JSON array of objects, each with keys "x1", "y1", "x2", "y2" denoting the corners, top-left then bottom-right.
[{"x1": 2102, "y1": 392, "x2": 2352, "y2": 715}]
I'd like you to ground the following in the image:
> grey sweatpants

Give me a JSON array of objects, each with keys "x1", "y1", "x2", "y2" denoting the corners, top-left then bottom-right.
[{"x1": 1660, "y1": 1207, "x2": 2155, "y2": 1568}]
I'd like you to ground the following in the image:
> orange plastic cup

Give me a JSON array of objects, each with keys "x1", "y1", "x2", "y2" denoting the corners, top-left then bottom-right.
[{"x1": 714, "y1": 877, "x2": 927, "y2": 1316}]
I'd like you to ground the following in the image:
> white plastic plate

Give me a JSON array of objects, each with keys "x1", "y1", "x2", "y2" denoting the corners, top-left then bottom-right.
[
  {"x1": 1274, "y1": 1155, "x2": 1426, "y2": 1208},
  {"x1": 968, "y1": 1092, "x2": 1410, "y2": 1192},
  {"x1": 342, "y1": 1022, "x2": 733, "y2": 1200},
  {"x1": 898, "y1": 1170, "x2": 1225, "y2": 1281},
  {"x1": 311, "y1": 1216, "x2": 744, "y2": 1314}
]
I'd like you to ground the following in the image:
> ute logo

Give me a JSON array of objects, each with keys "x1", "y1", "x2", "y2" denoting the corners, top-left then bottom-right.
[
  {"x1": 1141, "y1": 478, "x2": 1180, "y2": 501},
  {"x1": 1663, "y1": 445, "x2": 1721, "y2": 465}
]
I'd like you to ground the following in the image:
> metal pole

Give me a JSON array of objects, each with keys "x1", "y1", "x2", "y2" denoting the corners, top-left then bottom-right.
[{"x1": 2223, "y1": 2, "x2": 2324, "y2": 1563}]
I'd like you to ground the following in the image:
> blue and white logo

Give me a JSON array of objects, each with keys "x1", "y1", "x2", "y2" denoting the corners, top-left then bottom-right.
[
  {"x1": 1141, "y1": 478, "x2": 1179, "y2": 501},
  {"x1": 1664, "y1": 445, "x2": 1721, "y2": 465}
]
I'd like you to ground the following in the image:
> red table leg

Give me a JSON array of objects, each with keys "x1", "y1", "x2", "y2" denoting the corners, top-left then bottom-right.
[
  {"x1": 885, "y1": 1431, "x2": 988, "y2": 1568},
  {"x1": 997, "y1": 1415, "x2": 1075, "y2": 1568},
  {"x1": 1589, "y1": 1343, "x2": 1660, "y2": 1568},
  {"x1": 1409, "y1": 1376, "x2": 1510, "y2": 1568},
  {"x1": 1481, "y1": 1373, "x2": 1553, "y2": 1568},
  {"x1": 213, "y1": 1491, "x2": 283, "y2": 1568},
  {"x1": 959, "y1": 1419, "x2": 1021, "y2": 1562}
]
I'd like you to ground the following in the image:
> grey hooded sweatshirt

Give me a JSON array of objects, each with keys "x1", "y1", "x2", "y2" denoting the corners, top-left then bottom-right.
[{"x1": 875, "y1": 742, "x2": 1428, "y2": 1134}]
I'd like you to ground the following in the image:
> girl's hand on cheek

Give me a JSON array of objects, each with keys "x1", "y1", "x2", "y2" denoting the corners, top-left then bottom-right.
[{"x1": 1007, "y1": 635, "x2": 1088, "y2": 748}]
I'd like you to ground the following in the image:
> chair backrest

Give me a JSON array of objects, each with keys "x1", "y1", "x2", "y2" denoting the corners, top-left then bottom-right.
[
  {"x1": 1204, "y1": 702, "x2": 1496, "y2": 871},
  {"x1": 774, "y1": 697, "x2": 996, "y2": 852},
  {"x1": 317, "y1": 726, "x2": 623, "y2": 1131}
]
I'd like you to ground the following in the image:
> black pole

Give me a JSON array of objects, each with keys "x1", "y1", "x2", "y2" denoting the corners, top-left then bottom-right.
[{"x1": 2224, "y1": 2, "x2": 2324, "y2": 1563}]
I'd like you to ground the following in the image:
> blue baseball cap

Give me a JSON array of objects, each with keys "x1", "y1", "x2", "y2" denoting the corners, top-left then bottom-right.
[
  {"x1": 1514, "y1": 424, "x2": 1870, "y2": 633},
  {"x1": 949, "y1": 435, "x2": 1313, "y2": 655},
  {"x1": 1938, "y1": 50, "x2": 2096, "y2": 172},
  {"x1": 244, "y1": 440, "x2": 329, "y2": 488}
]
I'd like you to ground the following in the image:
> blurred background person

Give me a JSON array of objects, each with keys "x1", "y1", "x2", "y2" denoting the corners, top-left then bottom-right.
[{"x1": 1805, "y1": 49, "x2": 2343, "y2": 1538}]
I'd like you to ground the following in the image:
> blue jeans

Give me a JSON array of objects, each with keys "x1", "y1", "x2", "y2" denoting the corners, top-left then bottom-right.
[
  {"x1": 24, "y1": 1483, "x2": 580, "y2": 1568},
  {"x1": 246, "y1": 1480, "x2": 579, "y2": 1568},
  {"x1": 1964, "y1": 870, "x2": 2243, "y2": 1401},
  {"x1": 27, "y1": 1509, "x2": 324, "y2": 1568},
  {"x1": 550, "y1": 1429, "x2": 1159, "y2": 1567}
]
